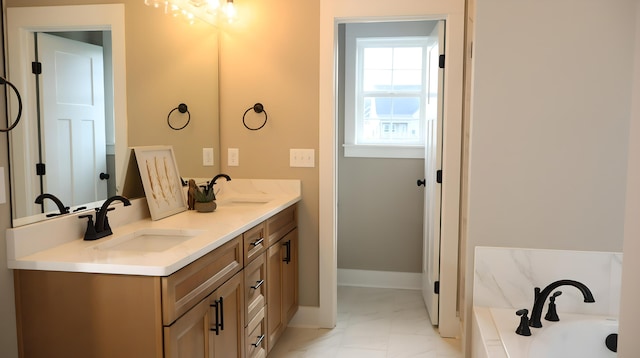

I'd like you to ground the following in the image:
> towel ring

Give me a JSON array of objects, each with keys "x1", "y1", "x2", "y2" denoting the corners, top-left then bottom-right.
[
  {"x1": 0, "y1": 77, "x2": 23, "y2": 132},
  {"x1": 167, "y1": 103, "x2": 190, "y2": 130},
  {"x1": 242, "y1": 103, "x2": 268, "y2": 131}
]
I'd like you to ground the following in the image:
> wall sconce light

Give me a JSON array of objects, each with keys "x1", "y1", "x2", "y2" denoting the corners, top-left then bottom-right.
[
  {"x1": 144, "y1": 0, "x2": 237, "y2": 26},
  {"x1": 223, "y1": 0, "x2": 236, "y2": 22}
]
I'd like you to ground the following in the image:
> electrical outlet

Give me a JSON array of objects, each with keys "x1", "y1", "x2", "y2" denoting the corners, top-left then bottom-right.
[
  {"x1": 228, "y1": 148, "x2": 239, "y2": 166},
  {"x1": 202, "y1": 148, "x2": 214, "y2": 166},
  {"x1": 290, "y1": 149, "x2": 315, "y2": 167}
]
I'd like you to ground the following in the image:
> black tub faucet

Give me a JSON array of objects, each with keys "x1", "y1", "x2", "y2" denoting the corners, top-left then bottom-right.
[
  {"x1": 206, "y1": 174, "x2": 231, "y2": 200},
  {"x1": 79, "y1": 195, "x2": 131, "y2": 241},
  {"x1": 34, "y1": 193, "x2": 69, "y2": 217},
  {"x1": 529, "y1": 279, "x2": 595, "y2": 328}
]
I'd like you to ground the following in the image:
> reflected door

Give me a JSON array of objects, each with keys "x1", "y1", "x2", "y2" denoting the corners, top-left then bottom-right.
[
  {"x1": 422, "y1": 20, "x2": 444, "y2": 326},
  {"x1": 38, "y1": 32, "x2": 107, "y2": 209}
]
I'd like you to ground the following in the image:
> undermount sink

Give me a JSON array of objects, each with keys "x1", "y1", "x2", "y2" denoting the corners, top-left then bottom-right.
[
  {"x1": 216, "y1": 196, "x2": 272, "y2": 207},
  {"x1": 92, "y1": 228, "x2": 204, "y2": 252}
]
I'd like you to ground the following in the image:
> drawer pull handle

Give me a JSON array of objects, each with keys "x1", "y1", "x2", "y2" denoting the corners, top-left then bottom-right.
[
  {"x1": 251, "y1": 238, "x2": 264, "y2": 247},
  {"x1": 251, "y1": 279, "x2": 265, "y2": 290},
  {"x1": 210, "y1": 300, "x2": 220, "y2": 335},
  {"x1": 209, "y1": 297, "x2": 224, "y2": 334},
  {"x1": 252, "y1": 334, "x2": 265, "y2": 347},
  {"x1": 283, "y1": 240, "x2": 291, "y2": 264}
]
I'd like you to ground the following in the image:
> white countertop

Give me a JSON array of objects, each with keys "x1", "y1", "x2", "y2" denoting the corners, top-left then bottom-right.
[{"x1": 6, "y1": 179, "x2": 301, "y2": 276}]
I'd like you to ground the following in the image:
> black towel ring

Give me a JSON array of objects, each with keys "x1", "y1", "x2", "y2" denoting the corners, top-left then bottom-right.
[
  {"x1": 0, "y1": 77, "x2": 23, "y2": 132},
  {"x1": 242, "y1": 103, "x2": 268, "y2": 131},
  {"x1": 167, "y1": 103, "x2": 190, "y2": 130}
]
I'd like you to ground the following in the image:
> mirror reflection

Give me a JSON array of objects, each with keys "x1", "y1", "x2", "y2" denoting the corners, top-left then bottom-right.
[{"x1": 6, "y1": 1, "x2": 220, "y2": 227}]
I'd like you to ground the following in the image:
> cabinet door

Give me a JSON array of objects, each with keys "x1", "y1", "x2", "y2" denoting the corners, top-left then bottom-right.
[
  {"x1": 164, "y1": 298, "x2": 210, "y2": 358},
  {"x1": 210, "y1": 272, "x2": 244, "y2": 358},
  {"x1": 282, "y1": 228, "x2": 299, "y2": 323},
  {"x1": 266, "y1": 241, "x2": 284, "y2": 352}
]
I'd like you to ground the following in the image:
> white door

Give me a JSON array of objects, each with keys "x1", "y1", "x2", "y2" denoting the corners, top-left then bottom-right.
[
  {"x1": 422, "y1": 21, "x2": 445, "y2": 326},
  {"x1": 38, "y1": 32, "x2": 107, "y2": 211}
]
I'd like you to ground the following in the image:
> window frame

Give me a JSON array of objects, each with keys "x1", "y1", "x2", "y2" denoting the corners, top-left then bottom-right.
[{"x1": 345, "y1": 35, "x2": 433, "y2": 159}]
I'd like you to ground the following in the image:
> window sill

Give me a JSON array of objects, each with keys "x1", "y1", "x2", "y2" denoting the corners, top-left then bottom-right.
[{"x1": 343, "y1": 144, "x2": 424, "y2": 159}]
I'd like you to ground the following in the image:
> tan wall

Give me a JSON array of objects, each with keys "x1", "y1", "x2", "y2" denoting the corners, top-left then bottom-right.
[{"x1": 218, "y1": 0, "x2": 320, "y2": 305}]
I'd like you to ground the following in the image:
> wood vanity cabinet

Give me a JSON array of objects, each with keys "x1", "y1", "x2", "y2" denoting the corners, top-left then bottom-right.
[
  {"x1": 164, "y1": 272, "x2": 244, "y2": 358},
  {"x1": 12, "y1": 204, "x2": 298, "y2": 358}
]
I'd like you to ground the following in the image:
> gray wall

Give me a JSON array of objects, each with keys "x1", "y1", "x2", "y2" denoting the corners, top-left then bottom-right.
[
  {"x1": 619, "y1": 4, "x2": 640, "y2": 355},
  {"x1": 463, "y1": 0, "x2": 637, "y2": 351},
  {"x1": 337, "y1": 23, "x2": 429, "y2": 273}
]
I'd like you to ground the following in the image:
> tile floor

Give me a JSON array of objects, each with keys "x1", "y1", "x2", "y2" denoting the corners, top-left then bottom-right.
[{"x1": 268, "y1": 286, "x2": 463, "y2": 357}]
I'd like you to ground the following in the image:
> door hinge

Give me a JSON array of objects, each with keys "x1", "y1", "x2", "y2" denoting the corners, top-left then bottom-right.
[
  {"x1": 436, "y1": 170, "x2": 442, "y2": 184},
  {"x1": 434, "y1": 281, "x2": 440, "y2": 294},
  {"x1": 32, "y1": 61, "x2": 42, "y2": 75},
  {"x1": 438, "y1": 54, "x2": 445, "y2": 69},
  {"x1": 36, "y1": 163, "x2": 46, "y2": 176}
]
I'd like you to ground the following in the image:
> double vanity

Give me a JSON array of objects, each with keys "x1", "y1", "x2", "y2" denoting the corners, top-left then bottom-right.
[{"x1": 6, "y1": 179, "x2": 301, "y2": 358}]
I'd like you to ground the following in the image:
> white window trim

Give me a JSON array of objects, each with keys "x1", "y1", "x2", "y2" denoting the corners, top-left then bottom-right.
[{"x1": 343, "y1": 144, "x2": 424, "y2": 158}]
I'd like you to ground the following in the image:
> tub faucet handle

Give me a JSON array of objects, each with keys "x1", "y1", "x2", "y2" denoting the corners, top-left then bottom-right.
[
  {"x1": 515, "y1": 309, "x2": 532, "y2": 336},
  {"x1": 544, "y1": 291, "x2": 562, "y2": 322}
]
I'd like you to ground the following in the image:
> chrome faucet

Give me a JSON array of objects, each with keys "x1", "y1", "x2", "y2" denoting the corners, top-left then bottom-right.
[
  {"x1": 34, "y1": 193, "x2": 69, "y2": 217},
  {"x1": 529, "y1": 279, "x2": 595, "y2": 328},
  {"x1": 206, "y1": 174, "x2": 231, "y2": 200},
  {"x1": 79, "y1": 195, "x2": 131, "y2": 241}
]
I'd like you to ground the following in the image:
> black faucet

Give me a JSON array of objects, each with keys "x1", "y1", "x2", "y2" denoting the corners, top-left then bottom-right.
[
  {"x1": 34, "y1": 193, "x2": 69, "y2": 217},
  {"x1": 79, "y1": 195, "x2": 131, "y2": 241},
  {"x1": 529, "y1": 279, "x2": 595, "y2": 328},
  {"x1": 206, "y1": 174, "x2": 231, "y2": 200}
]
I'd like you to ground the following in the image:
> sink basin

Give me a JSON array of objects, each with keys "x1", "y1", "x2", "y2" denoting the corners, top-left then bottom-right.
[
  {"x1": 93, "y1": 228, "x2": 204, "y2": 252},
  {"x1": 216, "y1": 196, "x2": 272, "y2": 207}
]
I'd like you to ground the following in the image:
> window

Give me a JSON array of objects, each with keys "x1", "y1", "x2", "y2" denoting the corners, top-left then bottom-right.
[
  {"x1": 345, "y1": 33, "x2": 435, "y2": 158},
  {"x1": 358, "y1": 39, "x2": 426, "y2": 144}
]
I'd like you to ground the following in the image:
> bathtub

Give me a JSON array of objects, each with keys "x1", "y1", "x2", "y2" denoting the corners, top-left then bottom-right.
[{"x1": 473, "y1": 307, "x2": 618, "y2": 358}]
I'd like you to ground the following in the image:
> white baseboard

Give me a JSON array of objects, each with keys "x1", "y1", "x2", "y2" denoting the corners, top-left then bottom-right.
[{"x1": 337, "y1": 268, "x2": 422, "y2": 290}]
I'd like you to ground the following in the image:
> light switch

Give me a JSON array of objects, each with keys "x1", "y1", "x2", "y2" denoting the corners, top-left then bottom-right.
[
  {"x1": 228, "y1": 148, "x2": 239, "y2": 166},
  {"x1": 202, "y1": 148, "x2": 214, "y2": 166},
  {"x1": 290, "y1": 149, "x2": 315, "y2": 167}
]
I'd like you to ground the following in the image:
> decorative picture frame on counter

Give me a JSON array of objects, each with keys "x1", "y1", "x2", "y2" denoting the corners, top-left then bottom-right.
[{"x1": 133, "y1": 145, "x2": 187, "y2": 220}]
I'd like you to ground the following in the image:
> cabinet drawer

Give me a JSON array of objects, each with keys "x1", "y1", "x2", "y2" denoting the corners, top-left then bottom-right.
[
  {"x1": 265, "y1": 205, "x2": 297, "y2": 247},
  {"x1": 244, "y1": 252, "x2": 266, "y2": 326},
  {"x1": 245, "y1": 307, "x2": 267, "y2": 358},
  {"x1": 161, "y1": 237, "x2": 242, "y2": 325},
  {"x1": 243, "y1": 222, "x2": 266, "y2": 264}
]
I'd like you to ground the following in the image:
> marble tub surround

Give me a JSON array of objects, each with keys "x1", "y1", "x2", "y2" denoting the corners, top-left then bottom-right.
[
  {"x1": 472, "y1": 247, "x2": 622, "y2": 358},
  {"x1": 474, "y1": 246, "x2": 622, "y2": 316},
  {"x1": 6, "y1": 179, "x2": 301, "y2": 276}
]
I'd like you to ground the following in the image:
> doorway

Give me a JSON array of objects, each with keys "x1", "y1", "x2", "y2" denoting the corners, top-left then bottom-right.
[
  {"x1": 336, "y1": 18, "x2": 446, "y2": 327},
  {"x1": 316, "y1": 1, "x2": 465, "y2": 339}
]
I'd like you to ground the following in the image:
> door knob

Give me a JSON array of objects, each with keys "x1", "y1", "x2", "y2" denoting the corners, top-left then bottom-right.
[
  {"x1": 99, "y1": 172, "x2": 110, "y2": 180},
  {"x1": 417, "y1": 179, "x2": 426, "y2": 187}
]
